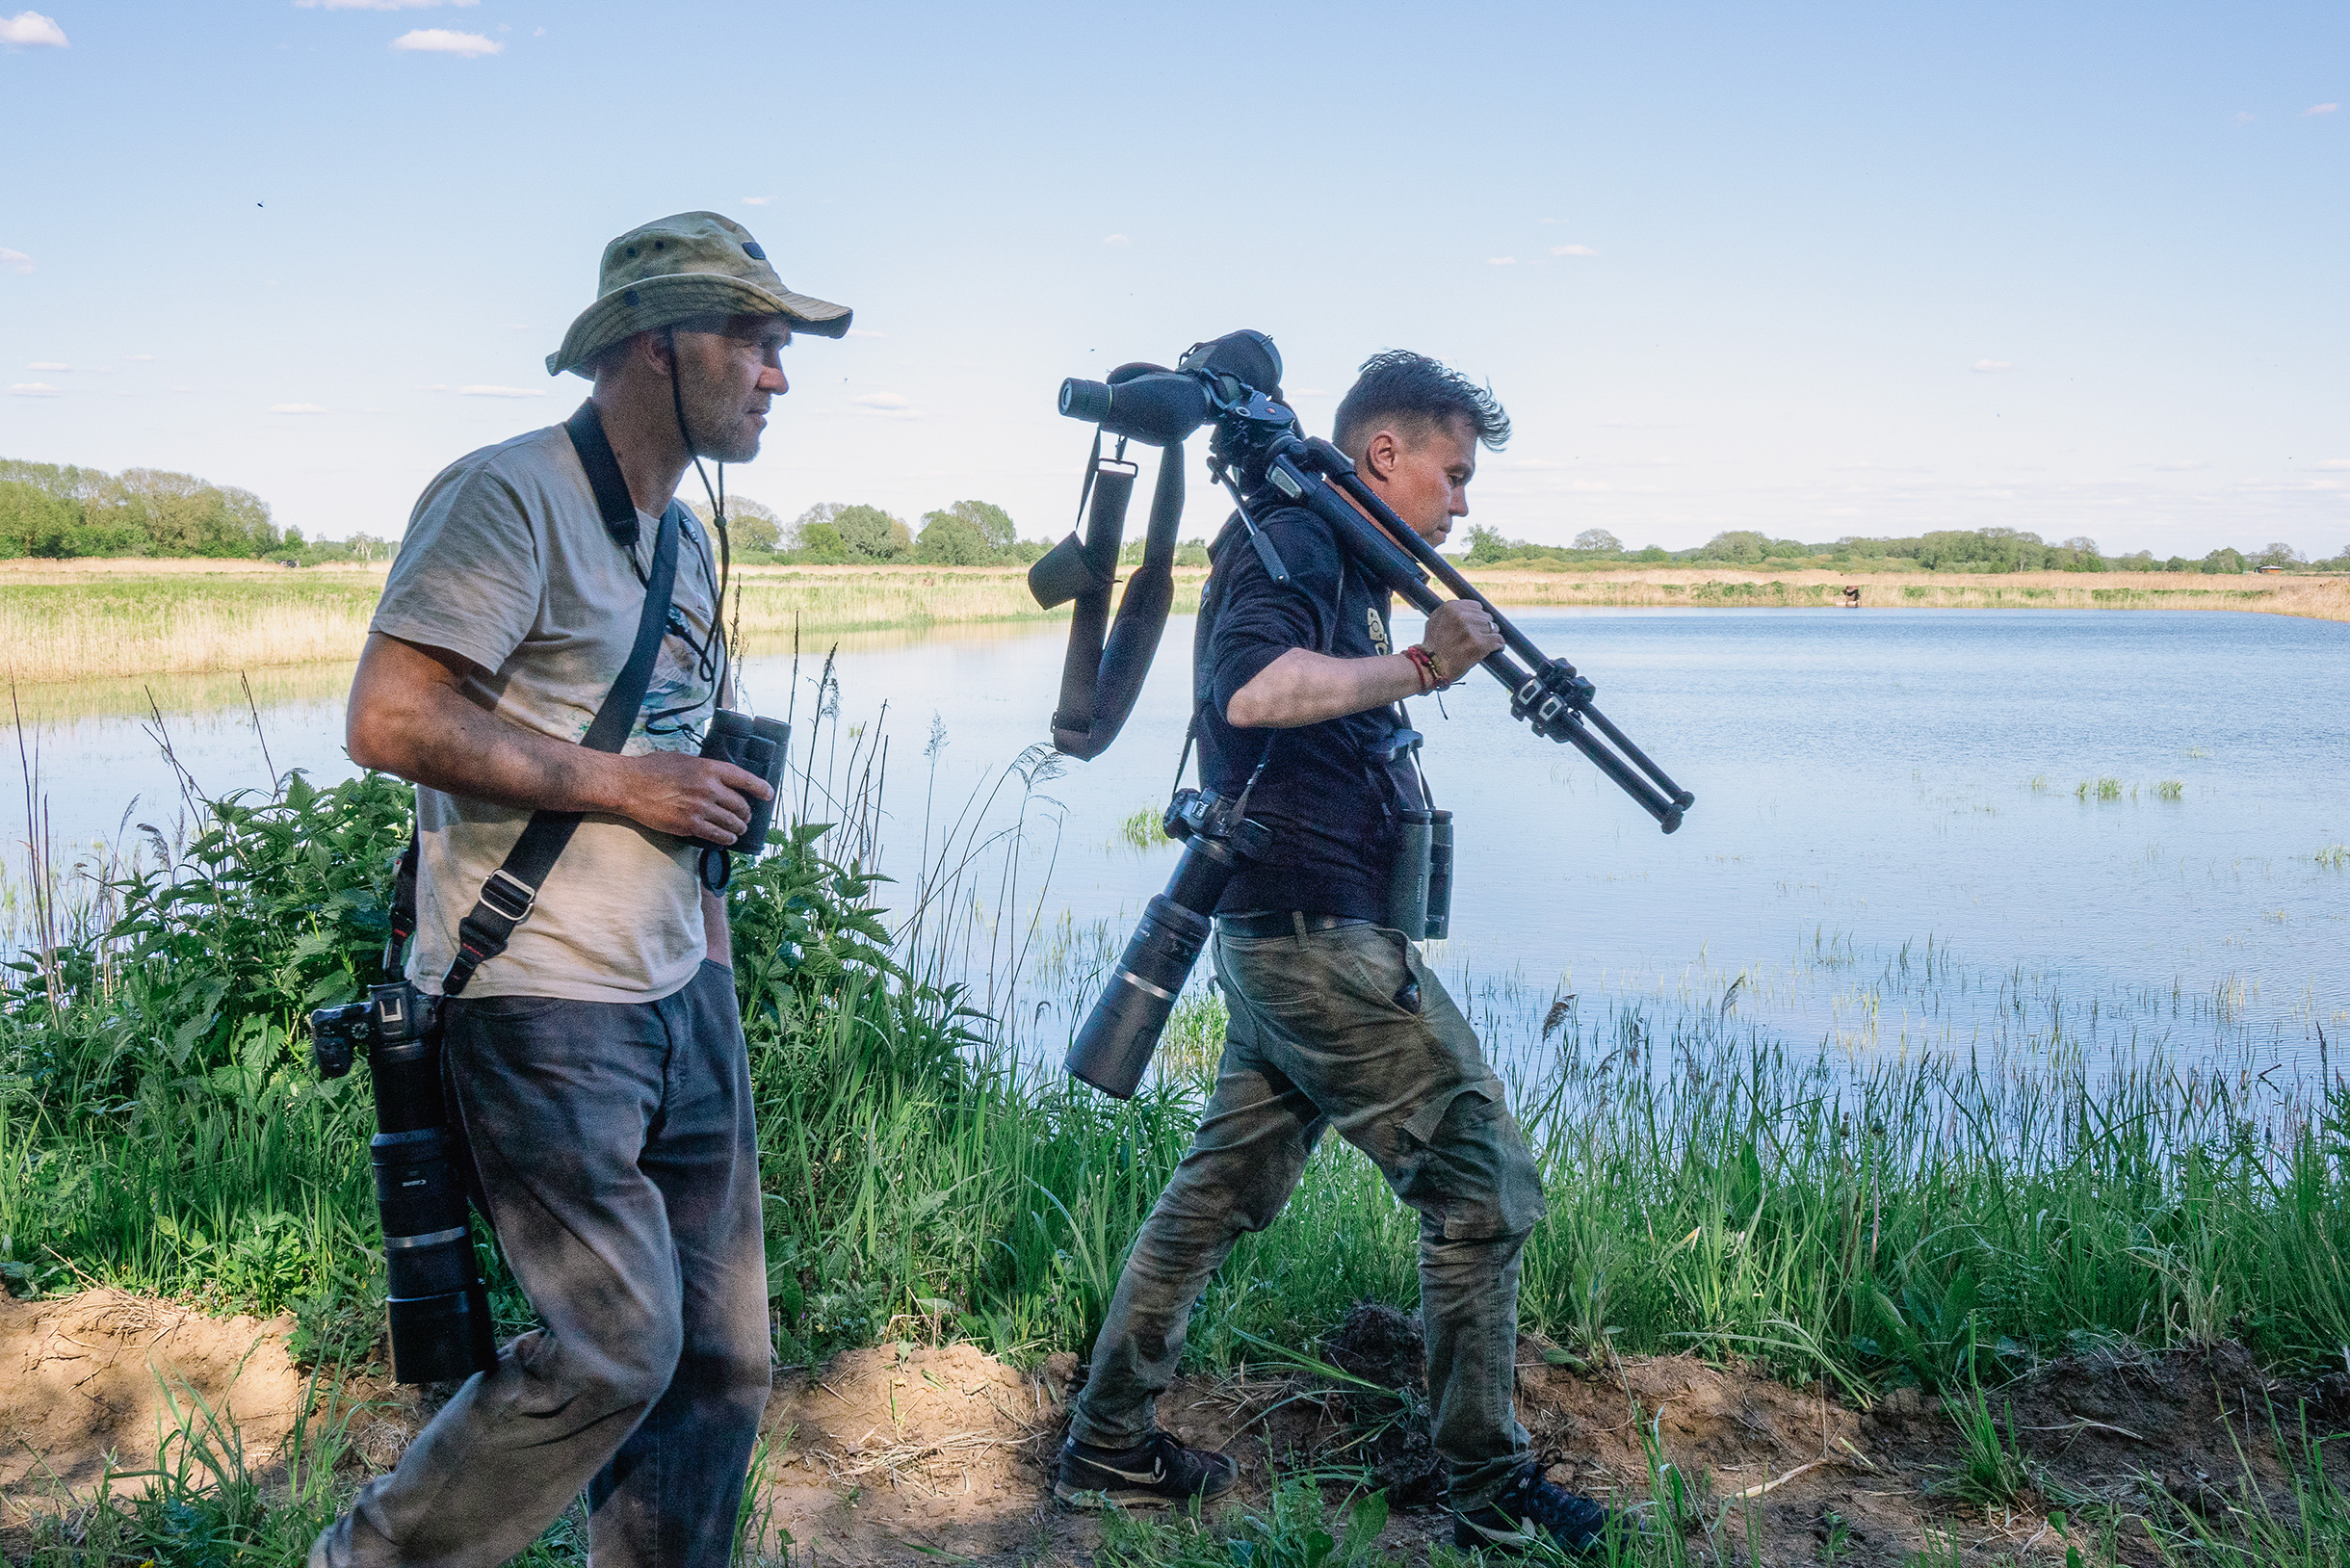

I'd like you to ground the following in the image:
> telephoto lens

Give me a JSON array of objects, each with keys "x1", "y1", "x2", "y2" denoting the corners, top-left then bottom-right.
[
  {"x1": 1066, "y1": 797, "x2": 1268, "y2": 1098},
  {"x1": 362, "y1": 984, "x2": 496, "y2": 1383}
]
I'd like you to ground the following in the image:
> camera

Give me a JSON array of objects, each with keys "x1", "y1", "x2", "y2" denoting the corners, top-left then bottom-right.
[
  {"x1": 1066, "y1": 788, "x2": 1268, "y2": 1099},
  {"x1": 310, "y1": 982, "x2": 497, "y2": 1384}
]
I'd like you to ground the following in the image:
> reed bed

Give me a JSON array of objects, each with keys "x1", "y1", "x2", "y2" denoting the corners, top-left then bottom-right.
[
  {"x1": 0, "y1": 578, "x2": 384, "y2": 686},
  {"x1": 1463, "y1": 566, "x2": 2350, "y2": 621},
  {"x1": 0, "y1": 562, "x2": 2338, "y2": 687}
]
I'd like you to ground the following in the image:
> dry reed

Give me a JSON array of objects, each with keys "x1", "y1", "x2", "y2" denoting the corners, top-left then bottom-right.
[{"x1": 0, "y1": 562, "x2": 2337, "y2": 688}]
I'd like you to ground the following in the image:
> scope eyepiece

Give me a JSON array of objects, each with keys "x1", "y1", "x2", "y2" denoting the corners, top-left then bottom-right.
[{"x1": 1058, "y1": 378, "x2": 1113, "y2": 425}]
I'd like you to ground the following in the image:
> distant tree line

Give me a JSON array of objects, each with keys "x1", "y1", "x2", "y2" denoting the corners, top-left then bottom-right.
[
  {"x1": 692, "y1": 497, "x2": 1055, "y2": 566},
  {"x1": 1461, "y1": 524, "x2": 2350, "y2": 576},
  {"x1": 0, "y1": 457, "x2": 389, "y2": 563}
]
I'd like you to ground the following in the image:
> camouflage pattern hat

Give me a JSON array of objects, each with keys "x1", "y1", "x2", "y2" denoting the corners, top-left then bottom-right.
[{"x1": 547, "y1": 211, "x2": 851, "y2": 379}]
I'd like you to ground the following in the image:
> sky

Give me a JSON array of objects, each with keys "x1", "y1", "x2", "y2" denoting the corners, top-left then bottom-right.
[{"x1": 2, "y1": 2, "x2": 2344, "y2": 559}]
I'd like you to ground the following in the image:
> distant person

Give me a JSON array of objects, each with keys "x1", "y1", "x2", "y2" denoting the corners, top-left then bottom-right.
[
  {"x1": 312, "y1": 212, "x2": 850, "y2": 1568},
  {"x1": 1057, "y1": 352, "x2": 1632, "y2": 1555}
]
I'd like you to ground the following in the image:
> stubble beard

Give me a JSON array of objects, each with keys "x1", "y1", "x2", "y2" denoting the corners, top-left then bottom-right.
[{"x1": 685, "y1": 381, "x2": 764, "y2": 464}]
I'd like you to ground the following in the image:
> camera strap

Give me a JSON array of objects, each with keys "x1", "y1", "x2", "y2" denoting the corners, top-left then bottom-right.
[{"x1": 396, "y1": 402, "x2": 685, "y2": 997}]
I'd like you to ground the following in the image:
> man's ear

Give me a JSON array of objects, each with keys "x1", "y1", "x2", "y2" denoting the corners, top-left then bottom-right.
[{"x1": 1361, "y1": 428, "x2": 1401, "y2": 482}]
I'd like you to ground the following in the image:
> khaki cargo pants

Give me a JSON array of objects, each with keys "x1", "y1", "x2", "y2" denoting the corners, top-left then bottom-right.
[{"x1": 1069, "y1": 919, "x2": 1547, "y2": 1508}]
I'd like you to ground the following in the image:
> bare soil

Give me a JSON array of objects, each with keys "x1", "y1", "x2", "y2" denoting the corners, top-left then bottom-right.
[
  {"x1": 0, "y1": 1289, "x2": 302, "y2": 1514},
  {"x1": 5, "y1": 1291, "x2": 2345, "y2": 1565}
]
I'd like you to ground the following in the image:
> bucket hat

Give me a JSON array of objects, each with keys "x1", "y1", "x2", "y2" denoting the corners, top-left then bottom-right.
[{"x1": 547, "y1": 211, "x2": 851, "y2": 379}]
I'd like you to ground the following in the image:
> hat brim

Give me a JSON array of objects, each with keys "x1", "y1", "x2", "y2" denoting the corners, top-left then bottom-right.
[{"x1": 546, "y1": 273, "x2": 852, "y2": 378}]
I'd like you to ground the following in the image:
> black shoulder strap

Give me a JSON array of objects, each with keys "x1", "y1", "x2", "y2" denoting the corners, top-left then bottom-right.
[{"x1": 394, "y1": 402, "x2": 683, "y2": 996}]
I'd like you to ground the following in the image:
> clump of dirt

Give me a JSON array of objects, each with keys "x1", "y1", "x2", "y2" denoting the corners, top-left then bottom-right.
[
  {"x1": 1319, "y1": 1302, "x2": 1446, "y2": 1506},
  {"x1": 756, "y1": 1340, "x2": 1066, "y2": 1562},
  {"x1": 0, "y1": 1289, "x2": 302, "y2": 1506},
  {"x1": 1323, "y1": 1300, "x2": 1425, "y2": 1390}
]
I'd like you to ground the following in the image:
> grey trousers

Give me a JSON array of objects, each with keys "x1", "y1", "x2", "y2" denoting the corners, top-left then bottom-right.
[
  {"x1": 313, "y1": 960, "x2": 770, "y2": 1568},
  {"x1": 1069, "y1": 921, "x2": 1548, "y2": 1509}
]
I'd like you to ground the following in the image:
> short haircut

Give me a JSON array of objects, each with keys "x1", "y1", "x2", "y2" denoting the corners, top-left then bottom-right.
[{"x1": 1331, "y1": 350, "x2": 1511, "y2": 460}]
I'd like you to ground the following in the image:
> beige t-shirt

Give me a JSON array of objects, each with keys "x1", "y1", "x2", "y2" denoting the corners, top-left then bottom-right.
[{"x1": 372, "y1": 420, "x2": 726, "y2": 1003}]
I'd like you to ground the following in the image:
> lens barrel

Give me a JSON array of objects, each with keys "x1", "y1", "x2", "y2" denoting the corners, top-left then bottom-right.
[
  {"x1": 1067, "y1": 895, "x2": 1212, "y2": 1099},
  {"x1": 364, "y1": 985, "x2": 496, "y2": 1385}
]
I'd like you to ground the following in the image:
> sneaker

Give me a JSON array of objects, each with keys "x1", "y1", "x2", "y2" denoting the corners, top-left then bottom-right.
[
  {"x1": 1452, "y1": 1464, "x2": 1627, "y2": 1556},
  {"x1": 1054, "y1": 1430, "x2": 1239, "y2": 1509}
]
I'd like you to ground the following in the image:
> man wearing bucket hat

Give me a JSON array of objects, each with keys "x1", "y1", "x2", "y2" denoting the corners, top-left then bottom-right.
[{"x1": 313, "y1": 212, "x2": 849, "y2": 1568}]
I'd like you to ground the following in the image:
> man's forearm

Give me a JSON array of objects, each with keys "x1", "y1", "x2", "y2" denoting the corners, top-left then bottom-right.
[
  {"x1": 1225, "y1": 647, "x2": 1424, "y2": 729},
  {"x1": 348, "y1": 634, "x2": 624, "y2": 816}
]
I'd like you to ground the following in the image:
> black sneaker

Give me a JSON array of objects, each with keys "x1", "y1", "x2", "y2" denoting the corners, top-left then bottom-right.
[
  {"x1": 1452, "y1": 1464, "x2": 1627, "y2": 1556},
  {"x1": 1054, "y1": 1430, "x2": 1239, "y2": 1509}
]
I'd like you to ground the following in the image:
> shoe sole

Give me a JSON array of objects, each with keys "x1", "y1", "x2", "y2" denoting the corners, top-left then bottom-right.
[{"x1": 1054, "y1": 1469, "x2": 1238, "y2": 1512}]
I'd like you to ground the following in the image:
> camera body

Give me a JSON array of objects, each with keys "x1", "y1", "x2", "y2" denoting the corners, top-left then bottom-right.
[{"x1": 308, "y1": 982, "x2": 497, "y2": 1384}]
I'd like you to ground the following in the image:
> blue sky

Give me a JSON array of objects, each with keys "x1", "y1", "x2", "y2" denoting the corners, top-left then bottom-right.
[{"x1": 3, "y1": 2, "x2": 2343, "y2": 557}]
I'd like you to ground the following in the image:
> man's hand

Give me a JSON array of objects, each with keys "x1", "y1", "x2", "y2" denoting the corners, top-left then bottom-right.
[
  {"x1": 1422, "y1": 599, "x2": 1504, "y2": 684},
  {"x1": 612, "y1": 751, "x2": 772, "y2": 843}
]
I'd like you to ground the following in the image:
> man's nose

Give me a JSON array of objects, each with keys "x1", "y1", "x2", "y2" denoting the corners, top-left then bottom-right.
[
  {"x1": 759, "y1": 365, "x2": 788, "y2": 394},
  {"x1": 1449, "y1": 488, "x2": 1470, "y2": 516}
]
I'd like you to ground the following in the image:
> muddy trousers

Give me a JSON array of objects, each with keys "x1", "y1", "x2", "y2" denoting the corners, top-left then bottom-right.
[
  {"x1": 312, "y1": 960, "x2": 770, "y2": 1568},
  {"x1": 1070, "y1": 922, "x2": 1548, "y2": 1511}
]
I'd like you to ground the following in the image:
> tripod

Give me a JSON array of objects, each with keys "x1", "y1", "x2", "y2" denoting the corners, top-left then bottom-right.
[{"x1": 1214, "y1": 425, "x2": 1696, "y2": 833}]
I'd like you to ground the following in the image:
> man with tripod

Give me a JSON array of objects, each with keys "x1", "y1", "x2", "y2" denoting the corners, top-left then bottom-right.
[
  {"x1": 311, "y1": 212, "x2": 849, "y2": 1568},
  {"x1": 1058, "y1": 352, "x2": 1627, "y2": 1555}
]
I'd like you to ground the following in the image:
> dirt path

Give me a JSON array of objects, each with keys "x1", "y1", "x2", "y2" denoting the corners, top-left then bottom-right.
[{"x1": 5, "y1": 1292, "x2": 2344, "y2": 1565}]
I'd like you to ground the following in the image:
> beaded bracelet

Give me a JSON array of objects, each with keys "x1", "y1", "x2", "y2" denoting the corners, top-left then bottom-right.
[{"x1": 1404, "y1": 643, "x2": 1443, "y2": 692}]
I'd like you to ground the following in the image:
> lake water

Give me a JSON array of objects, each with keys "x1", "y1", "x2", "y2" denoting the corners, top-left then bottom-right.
[{"x1": 9, "y1": 610, "x2": 2345, "y2": 1076}]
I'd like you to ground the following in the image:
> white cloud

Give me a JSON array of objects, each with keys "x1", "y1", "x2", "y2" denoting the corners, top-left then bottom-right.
[
  {"x1": 297, "y1": 0, "x2": 478, "y2": 9},
  {"x1": 1487, "y1": 255, "x2": 1517, "y2": 266},
  {"x1": 2149, "y1": 460, "x2": 2206, "y2": 471},
  {"x1": 392, "y1": 28, "x2": 500, "y2": 56},
  {"x1": 849, "y1": 392, "x2": 916, "y2": 417},
  {"x1": 742, "y1": 196, "x2": 772, "y2": 207},
  {"x1": 1103, "y1": 233, "x2": 1131, "y2": 247},
  {"x1": 2314, "y1": 458, "x2": 2350, "y2": 470},
  {"x1": 124, "y1": 353, "x2": 157, "y2": 361},
  {"x1": 270, "y1": 402, "x2": 329, "y2": 414},
  {"x1": 2306, "y1": 103, "x2": 2339, "y2": 117},
  {"x1": 0, "y1": 11, "x2": 68, "y2": 47},
  {"x1": 26, "y1": 360, "x2": 67, "y2": 371},
  {"x1": 1971, "y1": 359, "x2": 2015, "y2": 373},
  {"x1": 10, "y1": 382, "x2": 62, "y2": 396},
  {"x1": 0, "y1": 248, "x2": 33, "y2": 274},
  {"x1": 457, "y1": 384, "x2": 544, "y2": 398},
  {"x1": 845, "y1": 327, "x2": 885, "y2": 339},
  {"x1": 1291, "y1": 387, "x2": 1331, "y2": 398},
  {"x1": 1551, "y1": 244, "x2": 1599, "y2": 257}
]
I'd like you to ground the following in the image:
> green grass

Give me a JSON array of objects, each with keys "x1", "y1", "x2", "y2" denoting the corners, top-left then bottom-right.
[{"x1": 7, "y1": 742, "x2": 2350, "y2": 1560}]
